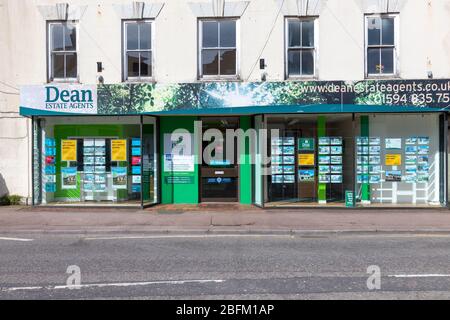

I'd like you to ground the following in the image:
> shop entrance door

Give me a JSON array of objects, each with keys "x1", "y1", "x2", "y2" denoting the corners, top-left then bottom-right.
[{"x1": 200, "y1": 117, "x2": 239, "y2": 202}]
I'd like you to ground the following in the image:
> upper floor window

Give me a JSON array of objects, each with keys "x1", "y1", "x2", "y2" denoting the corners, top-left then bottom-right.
[
  {"x1": 286, "y1": 18, "x2": 316, "y2": 78},
  {"x1": 48, "y1": 22, "x2": 78, "y2": 81},
  {"x1": 123, "y1": 20, "x2": 153, "y2": 81},
  {"x1": 365, "y1": 14, "x2": 398, "y2": 77},
  {"x1": 199, "y1": 19, "x2": 238, "y2": 79}
]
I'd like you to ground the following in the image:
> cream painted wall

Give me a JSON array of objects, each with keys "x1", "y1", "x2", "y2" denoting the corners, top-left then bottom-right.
[{"x1": 1, "y1": 0, "x2": 450, "y2": 199}]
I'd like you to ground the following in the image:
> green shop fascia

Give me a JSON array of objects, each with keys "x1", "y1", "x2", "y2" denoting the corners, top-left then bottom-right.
[{"x1": 20, "y1": 79, "x2": 450, "y2": 208}]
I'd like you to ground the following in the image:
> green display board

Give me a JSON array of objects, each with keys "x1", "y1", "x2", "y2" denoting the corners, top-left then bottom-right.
[
  {"x1": 345, "y1": 190, "x2": 355, "y2": 208},
  {"x1": 239, "y1": 116, "x2": 252, "y2": 205},
  {"x1": 165, "y1": 176, "x2": 195, "y2": 184},
  {"x1": 298, "y1": 138, "x2": 315, "y2": 151},
  {"x1": 317, "y1": 116, "x2": 327, "y2": 202},
  {"x1": 360, "y1": 116, "x2": 370, "y2": 202}
]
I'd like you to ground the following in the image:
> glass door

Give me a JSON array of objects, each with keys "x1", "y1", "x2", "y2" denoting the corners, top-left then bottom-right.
[
  {"x1": 254, "y1": 115, "x2": 265, "y2": 207},
  {"x1": 142, "y1": 116, "x2": 158, "y2": 207},
  {"x1": 200, "y1": 117, "x2": 239, "y2": 202}
]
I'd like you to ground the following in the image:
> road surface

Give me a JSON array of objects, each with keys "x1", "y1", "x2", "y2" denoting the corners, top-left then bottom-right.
[{"x1": 1, "y1": 232, "x2": 450, "y2": 299}]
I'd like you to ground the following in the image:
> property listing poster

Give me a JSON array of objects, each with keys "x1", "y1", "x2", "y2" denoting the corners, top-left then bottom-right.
[
  {"x1": 403, "y1": 136, "x2": 430, "y2": 183},
  {"x1": 112, "y1": 167, "x2": 127, "y2": 190},
  {"x1": 356, "y1": 137, "x2": 381, "y2": 184},
  {"x1": 44, "y1": 138, "x2": 56, "y2": 192},
  {"x1": 271, "y1": 136, "x2": 295, "y2": 184},
  {"x1": 131, "y1": 138, "x2": 142, "y2": 192},
  {"x1": 61, "y1": 139, "x2": 77, "y2": 162},
  {"x1": 163, "y1": 133, "x2": 195, "y2": 184},
  {"x1": 318, "y1": 137, "x2": 343, "y2": 184},
  {"x1": 61, "y1": 167, "x2": 77, "y2": 190},
  {"x1": 163, "y1": 133, "x2": 195, "y2": 172},
  {"x1": 356, "y1": 136, "x2": 430, "y2": 184}
]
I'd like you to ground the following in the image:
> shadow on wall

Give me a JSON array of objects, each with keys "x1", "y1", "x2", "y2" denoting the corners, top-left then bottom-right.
[{"x1": 0, "y1": 173, "x2": 9, "y2": 197}]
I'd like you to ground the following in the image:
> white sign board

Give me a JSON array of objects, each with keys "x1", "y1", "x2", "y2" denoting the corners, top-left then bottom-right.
[
  {"x1": 20, "y1": 85, "x2": 97, "y2": 114},
  {"x1": 163, "y1": 133, "x2": 195, "y2": 172}
]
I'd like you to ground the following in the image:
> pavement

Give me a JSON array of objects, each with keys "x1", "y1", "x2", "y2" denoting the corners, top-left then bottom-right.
[{"x1": 1, "y1": 204, "x2": 450, "y2": 234}]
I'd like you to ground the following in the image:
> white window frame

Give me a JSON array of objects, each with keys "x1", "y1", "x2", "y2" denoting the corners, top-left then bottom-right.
[
  {"x1": 123, "y1": 19, "x2": 155, "y2": 82},
  {"x1": 198, "y1": 18, "x2": 240, "y2": 80},
  {"x1": 47, "y1": 21, "x2": 79, "y2": 83},
  {"x1": 285, "y1": 17, "x2": 319, "y2": 80},
  {"x1": 364, "y1": 13, "x2": 400, "y2": 78}
]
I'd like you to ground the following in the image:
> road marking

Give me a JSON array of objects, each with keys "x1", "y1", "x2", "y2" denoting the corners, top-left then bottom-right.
[
  {"x1": 1, "y1": 279, "x2": 225, "y2": 292},
  {"x1": 0, "y1": 237, "x2": 34, "y2": 242},
  {"x1": 3, "y1": 286, "x2": 43, "y2": 291},
  {"x1": 84, "y1": 234, "x2": 291, "y2": 241},
  {"x1": 388, "y1": 274, "x2": 450, "y2": 278}
]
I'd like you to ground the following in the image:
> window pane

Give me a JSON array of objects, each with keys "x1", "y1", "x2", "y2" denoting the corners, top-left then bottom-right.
[
  {"x1": 367, "y1": 48, "x2": 380, "y2": 74},
  {"x1": 202, "y1": 21, "x2": 218, "y2": 48},
  {"x1": 382, "y1": 18, "x2": 394, "y2": 45},
  {"x1": 140, "y1": 23, "x2": 151, "y2": 50},
  {"x1": 301, "y1": 20, "x2": 314, "y2": 47},
  {"x1": 288, "y1": 20, "x2": 301, "y2": 47},
  {"x1": 288, "y1": 50, "x2": 301, "y2": 76},
  {"x1": 52, "y1": 53, "x2": 65, "y2": 78},
  {"x1": 64, "y1": 24, "x2": 76, "y2": 51},
  {"x1": 219, "y1": 20, "x2": 236, "y2": 47},
  {"x1": 367, "y1": 17, "x2": 381, "y2": 45},
  {"x1": 65, "y1": 53, "x2": 77, "y2": 78},
  {"x1": 301, "y1": 50, "x2": 314, "y2": 75},
  {"x1": 51, "y1": 24, "x2": 64, "y2": 51},
  {"x1": 127, "y1": 52, "x2": 140, "y2": 77},
  {"x1": 140, "y1": 51, "x2": 152, "y2": 77},
  {"x1": 202, "y1": 49, "x2": 219, "y2": 75},
  {"x1": 126, "y1": 23, "x2": 139, "y2": 50},
  {"x1": 220, "y1": 49, "x2": 236, "y2": 75},
  {"x1": 380, "y1": 47, "x2": 394, "y2": 73}
]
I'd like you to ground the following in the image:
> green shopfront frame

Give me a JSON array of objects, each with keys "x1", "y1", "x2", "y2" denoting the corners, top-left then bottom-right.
[
  {"x1": 31, "y1": 115, "x2": 159, "y2": 208},
  {"x1": 21, "y1": 80, "x2": 450, "y2": 208},
  {"x1": 258, "y1": 112, "x2": 447, "y2": 208}
]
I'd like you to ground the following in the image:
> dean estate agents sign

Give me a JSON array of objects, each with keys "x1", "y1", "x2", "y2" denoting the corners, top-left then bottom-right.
[
  {"x1": 19, "y1": 80, "x2": 450, "y2": 116},
  {"x1": 20, "y1": 85, "x2": 97, "y2": 115}
]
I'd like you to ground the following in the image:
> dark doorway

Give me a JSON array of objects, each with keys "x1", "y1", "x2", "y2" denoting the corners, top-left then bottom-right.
[{"x1": 200, "y1": 117, "x2": 239, "y2": 202}]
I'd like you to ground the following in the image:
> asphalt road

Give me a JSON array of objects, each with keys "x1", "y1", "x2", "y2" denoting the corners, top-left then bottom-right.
[{"x1": 1, "y1": 233, "x2": 450, "y2": 299}]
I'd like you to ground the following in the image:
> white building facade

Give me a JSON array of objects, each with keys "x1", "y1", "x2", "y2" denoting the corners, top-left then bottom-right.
[{"x1": 1, "y1": 0, "x2": 450, "y2": 208}]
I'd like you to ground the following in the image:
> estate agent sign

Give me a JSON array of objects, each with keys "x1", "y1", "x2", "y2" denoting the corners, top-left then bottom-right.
[
  {"x1": 20, "y1": 85, "x2": 97, "y2": 115},
  {"x1": 20, "y1": 80, "x2": 450, "y2": 116}
]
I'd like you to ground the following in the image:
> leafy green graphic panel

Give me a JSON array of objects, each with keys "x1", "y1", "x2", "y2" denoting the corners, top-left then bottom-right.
[{"x1": 96, "y1": 80, "x2": 450, "y2": 115}]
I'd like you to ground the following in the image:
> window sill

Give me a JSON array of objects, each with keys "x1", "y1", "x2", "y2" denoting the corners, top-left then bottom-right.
[
  {"x1": 124, "y1": 78, "x2": 155, "y2": 84},
  {"x1": 198, "y1": 76, "x2": 241, "y2": 82},
  {"x1": 365, "y1": 74, "x2": 400, "y2": 80},
  {"x1": 286, "y1": 76, "x2": 318, "y2": 81},
  {"x1": 48, "y1": 78, "x2": 80, "y2": 84}
]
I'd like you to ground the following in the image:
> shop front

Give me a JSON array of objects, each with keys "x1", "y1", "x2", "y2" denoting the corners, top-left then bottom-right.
[
  {"x1": 261, "y1": 113, "x2": 444, "y2": 207},
  {"x1": 20, "y1": 80, "x2": 450, "y2": 208},
  {"x1": 31, "y1": 115, "x2": 158, "y2": 207}
]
